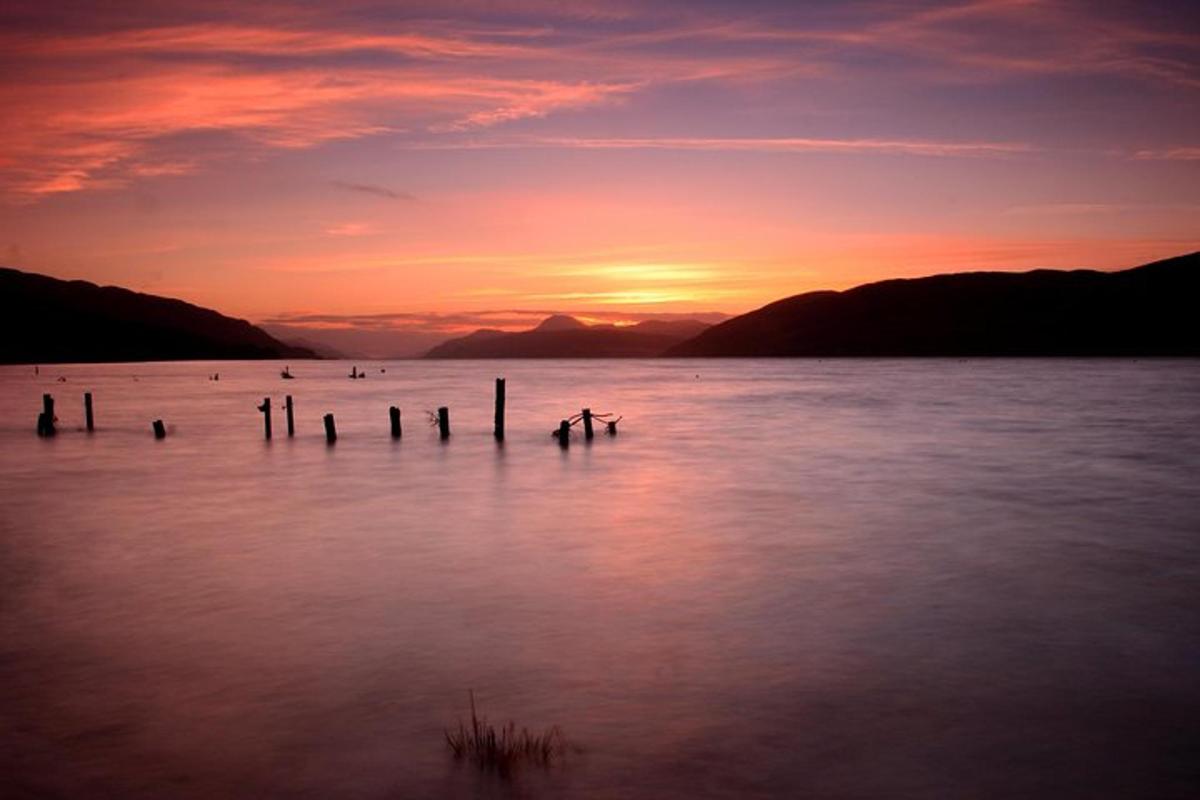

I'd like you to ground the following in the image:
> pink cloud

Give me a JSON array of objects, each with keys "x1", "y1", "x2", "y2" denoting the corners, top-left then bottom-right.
[
  {"x1": 412, "y1": 135, "x2": 1032, "y2": 158},
  {"x1": 1, "y1": 2, "x2": 1193, "y2": 202},
  {"x1": 324, "y1": 222, "x2": 374, "y2": 237},
  {"x1": 1134, "y1": 147, "x2": 1200, "y2": 161}
]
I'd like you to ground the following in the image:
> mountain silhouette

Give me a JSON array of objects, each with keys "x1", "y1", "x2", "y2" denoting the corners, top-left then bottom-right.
[
  {"x1": 425, "y1": 316, "x2": 710, "y2": 358},
  {"x1": 0, "y1": 268, "x2": 316, "y2": 364},
  {"x1": 666, "y1": 252, "x2": 1200, "y2": 357},
  {"x1": 535, "y1": 314, "x2": 588, "y2": 332}
]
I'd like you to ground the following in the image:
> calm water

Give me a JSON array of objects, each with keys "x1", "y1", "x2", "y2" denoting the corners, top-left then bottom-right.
[{"x1": 1, "y1": 359, "x2": 1198, "y2": 799}]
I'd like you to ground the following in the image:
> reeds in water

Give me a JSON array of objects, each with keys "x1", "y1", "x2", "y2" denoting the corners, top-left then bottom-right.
[{"x1": 445, "y1": 690, "x2": 569, "y2": 777}]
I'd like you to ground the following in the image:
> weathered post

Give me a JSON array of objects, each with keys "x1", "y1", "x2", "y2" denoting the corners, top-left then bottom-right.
[
  {"x1": 285, "y1": 395, "x2": 295, "y2": 437},
  {"x1": 38, "y1": 394, "x2": 56, "y2": 436},
  {"x1": 323, "y1": 413, "x2": 337, "y2": 444},
  {"x1": 258, "y1": 397, "x2": 272, "y2": 440},
  {"x1": 152, "y1": 420, "x2": 166, "y2": 439},
  {"x1": 606, "y1": 420, "x2": 618, "y2": 436},
  {"x1": 389, "y1": 406, "x2": 402, "y2": 439},
  {"x1": 582, "y1": 408, "x2": 594, "y2": 441},
  {"x1": 494, "y1": 378, "x2": 506, "y2": 441},
  {"x1": 84, "y1": 392, "x2": 94, "y2": 432},
  {"x1": 437, "y1": 406, "x2": 450, "y2": 440},
  {"x1": 558, "y1": 419, "x2": 570, "y2": 448}
]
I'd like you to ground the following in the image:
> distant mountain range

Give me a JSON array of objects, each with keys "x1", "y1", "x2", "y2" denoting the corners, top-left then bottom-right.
[
  {"x1": 668, "y1": 252, "x2": 1200, "y2": 357},
  {"x1": 6, "y1": 252, "x2": 1196, "y2": 364},
  {"x1": 259, "y1": 323, "x2": 447, "y2": 359},
  {"x1": 424, "y1": 314, "x2": 712, "y2": 358},
  {"x1": 0, "y1": 268, "x2": 315, "y2": 364}
]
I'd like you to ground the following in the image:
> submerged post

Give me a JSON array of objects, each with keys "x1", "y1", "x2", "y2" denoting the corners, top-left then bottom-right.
[
  {"x1": 494, "y1": 378, "x2": 506, "y2": 441},
  {"x1": 582, "y1": 408, "x2": 594, "y2": 441},
  {"x1": 438, "y1": 406, "x2": 450, "y2": 440},
  {"x1": 285, "y1": 395, "x2": 294, "y2": 437},
  {"x1": 84, "y1": 392, "x2": 94, "y2": 432},
  {"x1": 37, "y1": 394, "x2": 56, "y2": 437},
  {"x1": 323, "y1": 413, "x2": 337, "y2": 444},
  {"x1": 259, "y1": 397, "x2": 272, "y2": 440},
  {"x1": 606, "y1": 420, "x2": 618, "y2": 436},
  {"x1": 152, "y1": 420, "x2": 166, "y2": 439},
  {"x1": 558, "y1": 419, "x2": 570, "y2": 449},
  {"x1": 389, "y1": 406, "x2": 402, "y2": 439}
]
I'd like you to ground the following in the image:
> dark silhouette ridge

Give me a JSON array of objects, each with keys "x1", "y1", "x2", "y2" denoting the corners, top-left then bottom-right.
[
  {"x1": 0, "y1": 267, "x2": 316, "y2": 364},
  {"x1": 535, "y1": 314, "x2": 588, "y2": 332},
  {"x1": 424, "y1": 316, "x2": 711, "y2": 358},
  {"x1": 666, "y1": 252, "x2": 1200, "y2": 357}
]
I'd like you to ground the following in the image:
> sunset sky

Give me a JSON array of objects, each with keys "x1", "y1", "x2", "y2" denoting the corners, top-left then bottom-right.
[{"x1": 1, "y1": 0, "x2": 1198, "y2": 337}]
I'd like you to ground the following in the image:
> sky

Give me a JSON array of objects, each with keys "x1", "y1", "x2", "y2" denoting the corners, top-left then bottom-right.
[{"x1": 1, "y1": 0, "x2": 1198, "y2": 338}]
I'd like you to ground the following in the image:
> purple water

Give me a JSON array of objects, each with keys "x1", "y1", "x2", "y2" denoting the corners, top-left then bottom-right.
[{"x1": 2, "y1": 359, "x2": 1198, "y2": 798}]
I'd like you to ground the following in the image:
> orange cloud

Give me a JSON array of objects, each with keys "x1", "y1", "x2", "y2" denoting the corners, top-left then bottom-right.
[
  {"x1": 0, "y1": 20, "x2": 640, "y2": 200},
  {"x1": 324, "y1": 222, "x2": 374, "y2": 237}
]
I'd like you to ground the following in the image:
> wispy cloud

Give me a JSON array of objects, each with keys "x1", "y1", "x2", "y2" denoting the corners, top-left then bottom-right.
[
  {"x1": 1002, "y1": 203, "x2": 1119, "y2": 216},
  {"x1": 815, "y1": 0, "x2": 1200, "y2": 89},
  {"x1": 330, "y1": 181, "x2": 416, "y2": 200},
  {"x1": 324, "y1": 222, "x2": 375, "y2": 237},
  {"x1": 425, "y1": 135, "x2": 1033, "y2": 158},
  {"x1": 0, "y1": 22, "x2": 636, "y2": 199},
  {"x1": 1, "y1": 1, "x2": 1195, "y2": 202},
  {"x1": 1133, "y1": 147, "x2": 1200, "y2": 161}
]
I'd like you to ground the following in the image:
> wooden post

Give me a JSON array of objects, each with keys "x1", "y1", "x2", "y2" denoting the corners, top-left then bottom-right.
[
  {"x1": 323, "y1": 413, "x2": 337, "y2": 444},
  {"x1": 38, "y1": 393, "x2": 55, "y2": 436},
  {"x1": 285, "y1": 395, "x2": 294, "y2": 437},
  {"x1": 438, "y1": 406, "x2": 450, "y2": 440},
  {"x1": 494, "y1": 378, "x2": 505, "y2": 441},
  {"x1": 558, "y1": 419, "x2": 570, "y2": 448},
  {"x1": 152, "y1": 420, "x2": 166, "y2": 439},
  {"x1": 606, "y1": 420, "x2": 618, "y2": 436},
  {"x1": 582, "y1": 408, "x2": 594, "y2": 441},
  {"x1": 390, "y1": 406, "x2": 402, "y2": 439},
  {"x1": 84, "y1": 392, "x2": 94, "y2": 432},
  {"x1": 259, "y1": 397, "x2": 272, "y2": 440}
]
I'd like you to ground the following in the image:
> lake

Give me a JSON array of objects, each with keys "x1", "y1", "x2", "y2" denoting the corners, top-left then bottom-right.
[{"x1": 1, "y1": 359, "x2": 1198, "y2": 799}]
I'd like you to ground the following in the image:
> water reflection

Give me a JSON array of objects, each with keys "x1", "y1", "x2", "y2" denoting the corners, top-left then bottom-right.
[{"x1": 1, "y1": 359, "x2": 1198, "y2": 799}]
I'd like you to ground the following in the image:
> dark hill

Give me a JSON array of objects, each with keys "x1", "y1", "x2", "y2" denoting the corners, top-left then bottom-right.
[
  {"x1": 0, "y1": 268, "x2": 316, "y2": 364},
  {"x1": 666, "y1": 252, "x2": 1200, "y2": 357},
  {"x1": 535, "y1": 314, "x2": 588, "y2": 332},
  {"x1": 425, "y1": 317, "x2": 710, "y2": 358}
]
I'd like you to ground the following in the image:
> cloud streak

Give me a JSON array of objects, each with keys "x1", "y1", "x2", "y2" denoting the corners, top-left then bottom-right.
[
  {"x1": 330, "y1": 181, "x2": 416, "y2": 200},
  {"x1": 3, "y1": 1, "x2": 1194, "y2": 201},
  {"x1": 1133, "y1": 147, "x2": 1200, "y2": 161},
  {"x1": 424, "y1": 135, "x2": 1033, "y2": 158}
]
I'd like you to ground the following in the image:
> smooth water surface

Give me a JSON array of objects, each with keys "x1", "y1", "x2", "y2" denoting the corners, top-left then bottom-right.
[{"x1": 1, "y1": 359, "x2": 1198, "y2": 798}]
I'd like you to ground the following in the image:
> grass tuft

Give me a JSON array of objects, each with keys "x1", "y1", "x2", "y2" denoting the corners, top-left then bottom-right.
[{"x1": 445, "y1": 690, "x2": 569, "y2": 777}]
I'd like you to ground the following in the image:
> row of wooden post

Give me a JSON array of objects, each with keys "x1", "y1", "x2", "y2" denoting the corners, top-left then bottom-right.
[
  {"x1": 557, "y1": 409, "x2": 594, "y2": 450},
  {"x1": 38, "y1": 392, "x2": 95, "y2": 437},
  {"x1": 39, "y1": 380, "x2": 615, "y2": 445},
  {"x1": 256, "y1": 378, "x2": 514, "y2": 445},
  {"x1": 554, "y1": 407, "x2": 616, "y2": 449},
  {"x1": 262, "y1": 390, "x2": 468, "y2": 445},
  {"x1": 38, "y1": 391, "x2": 167, "y2": 439}
]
